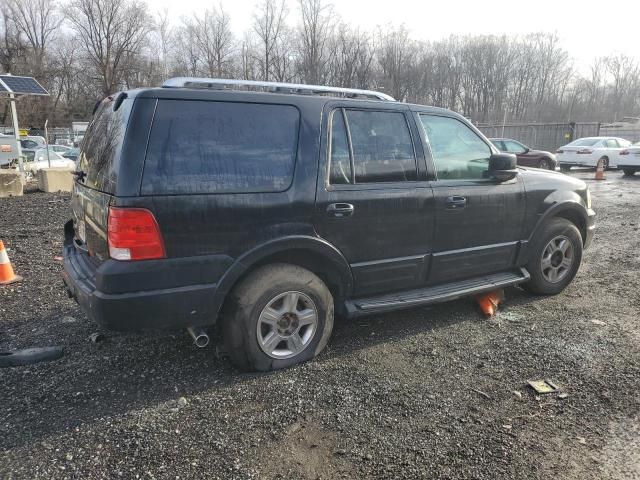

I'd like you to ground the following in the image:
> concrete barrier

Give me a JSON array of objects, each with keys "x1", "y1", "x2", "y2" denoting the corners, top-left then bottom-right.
[
  {"x1": 0, "y1": 170, "x2": 23, "y2": 198},
  {"x1": 37, "y1": 168, "x2": 74, "y2": 193}
]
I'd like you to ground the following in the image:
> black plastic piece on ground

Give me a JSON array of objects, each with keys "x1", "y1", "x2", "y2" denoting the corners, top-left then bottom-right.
[{"x1": 0, "y1": 346, "x2": 64, "y2": 367}]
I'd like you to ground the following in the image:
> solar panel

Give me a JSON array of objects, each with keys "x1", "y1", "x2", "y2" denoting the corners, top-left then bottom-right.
[
  {"x1": 0, "y1": 81, "x2": 7, "y2": 93},
  {"x1": 0, "y1": 75, "x2": 48, "y2": 95}
]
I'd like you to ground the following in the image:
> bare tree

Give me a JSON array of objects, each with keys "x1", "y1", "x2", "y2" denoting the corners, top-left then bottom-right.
[
  {"x1": 191, "y1": 5, "x2": 235, "y2": 78},
  {"x1": 297, "y1": 0, "x2": 334, "y2": 84},
  {"x1": 252, "y1": 0, "x2": 288, "y2": 81},
  {"x1": 64, "y1": 0, "x2": 151, "y2": 97},
  {"x1": 5, "y1": 0, "x2": 61, "y2": 74}
]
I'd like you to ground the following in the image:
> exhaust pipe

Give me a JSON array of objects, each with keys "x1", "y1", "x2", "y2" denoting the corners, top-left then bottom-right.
[{"x1": 187, "y1": 327, "x2": 210, "y2": 348}]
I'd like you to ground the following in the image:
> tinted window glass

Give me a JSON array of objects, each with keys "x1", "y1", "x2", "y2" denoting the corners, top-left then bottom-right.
[
  {"x1": 79, "y1": 98, "x2": 133, "y2": 193},
  {"x1": 504, "y1": 140, "x2": 527, "y2": 153},
  {"x1": 420, "y1": 115, "x2": 491, "y2": 180},
  {"x1": 491, "y1": 140, "x2": 505, "y2": 151},
  {"x1": 329, "y1": 110, "x2": 352, "y2": 185},
  {"x1": 345, "y1": 110, "x2": 416, "y2": 183},
  {"x1": 142, "y1": 100, "x2": 299, "y2": 195}
]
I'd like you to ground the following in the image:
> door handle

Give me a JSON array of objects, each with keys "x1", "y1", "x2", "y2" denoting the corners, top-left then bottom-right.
[
  {"x1": 327, "y1": 203, "x2": 354, "y2": 218},
  {"x1": 445, "y1": 196, "x2": 467, "y2": 209}
]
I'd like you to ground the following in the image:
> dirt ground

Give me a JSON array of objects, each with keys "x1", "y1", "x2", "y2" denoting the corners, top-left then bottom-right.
[{"x1": 1, "y1": 171, "x2": 639, "y2": 479}]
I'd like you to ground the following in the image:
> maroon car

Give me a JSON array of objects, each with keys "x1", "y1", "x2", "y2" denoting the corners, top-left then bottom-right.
[{"x1": 490, "y1": 138, "x2": 557, "y2": 170}]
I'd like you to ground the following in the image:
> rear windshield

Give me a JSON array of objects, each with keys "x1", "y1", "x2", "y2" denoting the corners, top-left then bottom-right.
[
  {"x1": 567, "y1": 138, "x2": 600, "y2": 147},
  {"x1": 78, "y1": 97, "x2": 133, "y2": 193},
  {"x1": 141, "y1": 100, "x2": 300, "y2": 195}
]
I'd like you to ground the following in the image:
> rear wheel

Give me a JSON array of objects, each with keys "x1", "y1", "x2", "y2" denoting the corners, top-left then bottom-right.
[
  {"x1": 538, "y1": 158, "x2": 552, "y2": 170},
  {"x1": 623, "y1": 168, "x2": 637, "y2": 176},
  {"x1": 560, "y1": 165, "x2": 571, "y2": 172},
  {"x1": 522, "y1": 218, "x2": 583, "y2": 296},
  {"x1": 222, "y1": 264, "x2": 334, "y2": 372},
  {"x1": 598, "y1": 156, "x2": 609, "y2": 170}
]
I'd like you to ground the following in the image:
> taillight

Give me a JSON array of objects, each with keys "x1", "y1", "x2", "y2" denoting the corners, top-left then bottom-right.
[
  {"x1": 107, "y1": 207, "x2": 166, "y2": 261},
  {"x1": 577, "y1": 148, "x2": 593, "y2": 154},
  {"x1": 620, "y1": 149, "x2": 629, "y2": 155},
  {"x1": 556, "y1": 149, "x2": 564, "y2": 154}
]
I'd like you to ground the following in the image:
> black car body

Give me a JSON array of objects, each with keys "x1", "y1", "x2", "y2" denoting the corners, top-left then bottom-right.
[
  {"x1": 63, "y1": 79, "x2": 595, "y2": 371},
  {"x1": 490, "y1": 138, "x2": 557, "y2": 170}
]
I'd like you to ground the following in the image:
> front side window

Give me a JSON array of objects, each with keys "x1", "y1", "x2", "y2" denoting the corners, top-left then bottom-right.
[
  {"x1": 605, "y1": 139, "x2": 618, "y2": 148},
  {"x1": 420, "y1": 115, "x2": 491, "y2": 180},
  {"x1": 504, "y1": 140, "x2": 527, "y2": 154},
  {"x1": 142, "y1": 100, "x2": 300, "y2": 195}
]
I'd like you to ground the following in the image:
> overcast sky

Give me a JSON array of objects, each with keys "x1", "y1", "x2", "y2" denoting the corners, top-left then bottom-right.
[{"x1": 153, "y1": 0, "x2": 639, "y2": 71}]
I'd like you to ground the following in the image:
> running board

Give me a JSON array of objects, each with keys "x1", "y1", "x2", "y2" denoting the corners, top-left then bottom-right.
[{"x1": 345, "y1": 268, "x2": 530, "y2": 317}]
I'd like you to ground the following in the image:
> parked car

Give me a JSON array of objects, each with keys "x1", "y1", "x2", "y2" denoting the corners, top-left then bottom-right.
[
  {"x1": 489, "y1": 138, "x2": 557, "y2": 170},
  {"x1": 24, "y1": 148, "x2": 75, "y2": 173},
  {"x1": 51, "y1": 144, "x2": 72, "y2": 154},
  {"x1": 556, "y1": 137, "x2": 632, "y2": 170},
  {"x1": 618, "y1": 142, "x2": 640, "y2": 176},
  {"x1": 20, "y1": 135, "x2": 46, "y2": 150},
  {"x1": 62, "y1": 78, "x2": 595, "y2": 372},
  {"x1": 62, "y1": 147, "x2": 80, "y2": 162}
]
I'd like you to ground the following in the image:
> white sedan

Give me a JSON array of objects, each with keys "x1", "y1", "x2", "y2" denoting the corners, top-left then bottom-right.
[
  {"x1": 556, "y1": 137, "x2": 632, "y2": 171},
  {"x1": 618, "y1": 142, "x2": 640, "y2": 176},
  {"x1": 24, "y1": 148, "x2": 76, "y2": 173}
]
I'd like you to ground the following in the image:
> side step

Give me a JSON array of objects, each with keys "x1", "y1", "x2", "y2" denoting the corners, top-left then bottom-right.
[{"x1": 345, "y1": 268, "x2": 530, "y2": 317}]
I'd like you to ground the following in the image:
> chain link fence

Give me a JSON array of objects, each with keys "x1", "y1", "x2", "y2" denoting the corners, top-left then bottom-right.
[{"x1": 476, "y1": 122, "x2": 602, "y2": 152}]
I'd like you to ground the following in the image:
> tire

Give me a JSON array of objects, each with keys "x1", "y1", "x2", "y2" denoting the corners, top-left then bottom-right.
[
  {"x1": 222, "y1": 263, "x2": 334, "y2": 372},
  {"x1": 522, "y1": 218, "x2": 583, "y2": 296},
  {"x1": 560, "y1": 165, "x2": 571, "y2": 172},
  {"x1": 597, "y1": 156, "x2": 609, "y2": 170},
  {"x1": 623, "y1": 168, "x2": 636, "y2": 176},
  {"x1": 538, "y1": 158, "x2": 551, "y2": 170}
]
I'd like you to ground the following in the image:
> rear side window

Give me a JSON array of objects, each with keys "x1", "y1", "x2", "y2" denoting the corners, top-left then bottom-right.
[
  {"x1": 79, "y1": 97, "x2": 133, "y2": 193},
  {"x1": 346, "y1": 110, "x2": 417, "y2": 183},
  {"x1": 141, "y1": 100, "x2": 300, "y2": 195}
]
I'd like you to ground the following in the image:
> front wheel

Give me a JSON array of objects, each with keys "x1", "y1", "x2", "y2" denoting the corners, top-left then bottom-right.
[
  {"x1": 522, "y1": 218, "x2": 583, "y2": 295},
  {"x1": 222, "y1": 264, "x2": 334, "y2": 372}
]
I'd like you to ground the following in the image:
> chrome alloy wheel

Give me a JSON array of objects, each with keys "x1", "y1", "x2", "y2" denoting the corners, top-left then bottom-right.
[
  {"x1": 541, "y1": 235, "x2": 574, "y2": 283},
  {"x1": 256, "y1": 291, "x2": 318, "y2": 359}
]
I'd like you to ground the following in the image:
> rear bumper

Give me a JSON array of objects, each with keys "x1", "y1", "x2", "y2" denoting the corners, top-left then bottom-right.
[{"x1": 62, "y1": 226, "x2": 230, "y2": 331}]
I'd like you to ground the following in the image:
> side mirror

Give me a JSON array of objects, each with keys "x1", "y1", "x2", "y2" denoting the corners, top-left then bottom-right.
[{"x1": 489, "y1": 153, "x2": 518, "y2": 182}]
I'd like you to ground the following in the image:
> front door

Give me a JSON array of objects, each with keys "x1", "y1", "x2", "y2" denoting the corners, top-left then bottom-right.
[
  {"x1": 416, "y1": 113, "x2": 526, "y2": 285},
  {"x1": 314, "y1": 105, "x2": 435, "y2": 296}
]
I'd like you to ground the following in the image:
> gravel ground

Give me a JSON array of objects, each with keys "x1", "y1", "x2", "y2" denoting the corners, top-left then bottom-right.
[{"x1": 1, "y1": 173, "x2": 639, "y2": 479}]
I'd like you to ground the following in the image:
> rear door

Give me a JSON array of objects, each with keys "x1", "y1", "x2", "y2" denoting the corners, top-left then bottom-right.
[
  {"x1": 416, "y1": 113, "x2": 526, "y2": 285},
  {"x1": 314, "y1": 104, "x2": 435, "y2": 296},
  {"x1": 71, "y1": 96, "x2": 134, "y2": 261}
]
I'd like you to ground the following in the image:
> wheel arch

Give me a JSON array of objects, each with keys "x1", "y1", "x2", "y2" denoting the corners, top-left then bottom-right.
[
  {"x1": 529, "y1": 200, "x2": 589, "y2": 246},
  {"x1": 215, "y1": 236, "x2": 354, "y2": 316}
]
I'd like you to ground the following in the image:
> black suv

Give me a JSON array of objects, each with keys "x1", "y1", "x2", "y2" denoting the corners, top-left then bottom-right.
[{"x1": 63, "y1": 78, "x2": 595, "y2": 371}]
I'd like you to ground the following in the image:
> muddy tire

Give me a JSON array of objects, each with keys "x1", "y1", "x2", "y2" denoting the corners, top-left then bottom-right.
[
  {"x1": 222, "y1": 264, "x2": 334, "y2": 372},
  {"x1": 623, "y1": 169, "x2": 636, "y2": 177},
  {"x1": 522, "y1": 218, "x2": 583, "y2": 296}
]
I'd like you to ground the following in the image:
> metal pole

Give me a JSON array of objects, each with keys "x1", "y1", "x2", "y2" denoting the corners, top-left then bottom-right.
[
  {"x1": 8, "y1": 94, "x2": 24, "y2": 176},
  {"x1": 45, "y1": 119, "x2": 51, "y2": 168},
  {"x1": 501, "y1": 108, "x2": 507, "y2": 138}
]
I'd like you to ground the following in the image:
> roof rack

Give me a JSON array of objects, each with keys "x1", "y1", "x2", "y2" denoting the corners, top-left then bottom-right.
[{"x1": 162, "y1": 77, "x2": 396, "y2": 102}]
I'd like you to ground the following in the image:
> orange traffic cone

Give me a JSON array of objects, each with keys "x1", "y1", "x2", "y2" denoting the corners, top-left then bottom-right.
[
  {"x1": 0, "y1": 240, "x2": 22, "y2": 285},
  {"x1": 595, "y1": 159, "x2": 606, "y2": 181},
  {"x1": 476, "y1": 289, "x2": 504, "y2": 317}
]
